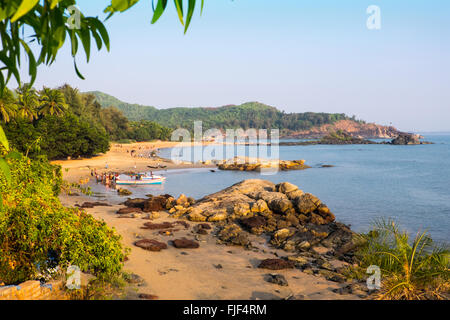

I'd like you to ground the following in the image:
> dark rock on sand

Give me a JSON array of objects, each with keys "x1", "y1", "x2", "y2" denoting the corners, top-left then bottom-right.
[
  {"x1": 116, "y1": 207, "x2": 143, "y2": 215},
  {"x1": 138, "y1": 293, "x2": 158, "y2": 300},
  {"x1": 172, "y1": 238, "x2": 200, "y2": 249},
  {"x1": 75, "y1": 201, "x2": 111, "y2": 208},
  {"x1": 123, "y1": 198, "x2": 147, "y2": 209},
  {"x1": 125, "y1": 273, "x2": 146, "y2": 286},
  {"x1": 266, "y1": 274, "x2": 289, "y2": 286},
  {"x1": 134, "y1": 239, "x2": 168, "y2": 251},
  {"x1": 143, "y1": 195, "x2": 170, "y2": 212},
  {"x1": 123, "y1": 195, "x2": 171, "y2": 212},
  {"x1": 142, "y1": 222, "x2": 174, "y2": 230},
  {"x1": 258, "y1": 259, "x2": 295, "y2": 270}
]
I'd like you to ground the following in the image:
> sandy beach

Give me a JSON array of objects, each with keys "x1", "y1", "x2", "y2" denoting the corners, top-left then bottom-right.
[
  {"x1": 60, "y1": 193, "x2": 361, "y2": 300},
  {"x1": 52, "y1": 141, "x2": 214, "y2": 183}
]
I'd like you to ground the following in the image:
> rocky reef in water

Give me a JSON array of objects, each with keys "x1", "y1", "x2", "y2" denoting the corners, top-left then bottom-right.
[
  {"x1": 278, "y1": 131, "x2": 433, "y2": 146},
  {"x1": 388, "y1": 133, "x2": 433, "y2": 145},
  {"x1": 217, "y1": 157, "x2": 310, "y2": 172}
]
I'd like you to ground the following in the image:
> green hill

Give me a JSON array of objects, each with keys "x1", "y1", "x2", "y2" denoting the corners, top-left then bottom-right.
[{"x1": 88, "y1": 91, "x2": 353, "y2": 132}]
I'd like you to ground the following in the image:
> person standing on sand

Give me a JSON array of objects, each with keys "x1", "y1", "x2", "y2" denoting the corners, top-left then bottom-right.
[{"x1": 105, "y1": 162, "x2": 108, "y2": 169}]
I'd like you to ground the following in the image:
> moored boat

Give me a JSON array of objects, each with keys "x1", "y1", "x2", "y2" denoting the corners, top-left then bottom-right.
[{"x1": 116, "y1": 173, "x2": 166, "y2": 185}]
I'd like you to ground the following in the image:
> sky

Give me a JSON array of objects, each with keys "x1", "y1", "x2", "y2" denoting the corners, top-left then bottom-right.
[{"x1": 19, "y1": 0, "x2": 450, "y2": 132}]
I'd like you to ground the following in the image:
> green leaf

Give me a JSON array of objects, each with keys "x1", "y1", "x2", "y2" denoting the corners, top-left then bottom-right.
[
  {"x1": 86, "y1": 17, "x2": 110, "y2": 51},
  {"x1": 0, "y1": 52, "x2": 21, "y2": 87},
  {"x1": 50, "y1": 0, "x2": 62, "y2": 9},
  {"x1": 69, "y1": 30, "x2": 78, "y2": 57},
  {"x1": 5, "y1": 151, "x2": 22, "y2": 160},
  {"x1": 73, "y1": 60, "x2": 85, "y2": 80},
  {"x1": 11, "y1": 0, "x2": 39, "y2": 22},
  {"x1": 184, "y1": 0, "x2": 196, "y2": 33},
  {"x1": 112, "y1": 0, "x2": 139, "y2": 12},
  {"x1": 0, "y1": 126, "x2": 10, "y2": 151},
  {"x1": 0, "y1": 158, "x2": 11, "y2": 184},
  {"x1": 174, "y1": 0, "x2": 184, "y2": 25},
  {"x1": 79, "y1": 26, "x2": 91, "y2": 62},
  {"x1": 151, "y1": 0, "x2": 168, "y2": 24},
  {"x1": 19, "y1": 39, "x2": 37, "y2": 85}
]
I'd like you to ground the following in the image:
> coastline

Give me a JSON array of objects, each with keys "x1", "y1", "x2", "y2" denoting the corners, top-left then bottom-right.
[{"x1": 54, "y1": 143, "x2": 365, "y2": 299}]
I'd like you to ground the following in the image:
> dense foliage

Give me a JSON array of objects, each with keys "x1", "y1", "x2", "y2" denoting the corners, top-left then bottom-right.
[
  {"x1": 90, "y1": 91, "x2": 355, "y2": 133},
  {"x1": 0, "y1": 155, "x2": 125, "y2": 285},
  {"x1": 1, "y1": 84, "x2": 172, "y2": 159}
]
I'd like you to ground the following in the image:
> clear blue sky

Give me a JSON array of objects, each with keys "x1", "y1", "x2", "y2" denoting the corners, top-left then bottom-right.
[{"x1": 26, "y1": 0, "x2": 450, "y2": 132}]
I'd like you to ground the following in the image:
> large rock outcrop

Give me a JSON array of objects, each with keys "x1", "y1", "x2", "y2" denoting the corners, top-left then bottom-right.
[
  {"x1": 389, "y1": 133, "x2": 432, "y2": 145},
  {"x1": 167, "y1": 179, "x2": 357, "y2": 259}
]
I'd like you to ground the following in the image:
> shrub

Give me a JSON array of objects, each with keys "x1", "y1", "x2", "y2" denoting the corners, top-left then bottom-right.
[
  {"x1": 352, "y1": 219, "x2": 449, "y2": 300},
  {"x1": 0, "y1": 156, "x2": 125, "y2": 284}
]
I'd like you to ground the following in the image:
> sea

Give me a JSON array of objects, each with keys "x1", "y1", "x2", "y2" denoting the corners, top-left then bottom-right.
[{"x1": 90, "y1": 133, "x2": 450, "y2": 243}]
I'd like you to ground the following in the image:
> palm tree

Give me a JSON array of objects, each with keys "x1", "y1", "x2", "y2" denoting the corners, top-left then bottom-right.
[
  {"x1": 0, "y1": 88, "x2": 18, "y2": 123},
  {"x1": 15, "y1": 84, "x2": 39, "y2": 121},
  {"x1": 38, "y1": 87, "x2": 68, "y2": 116}
]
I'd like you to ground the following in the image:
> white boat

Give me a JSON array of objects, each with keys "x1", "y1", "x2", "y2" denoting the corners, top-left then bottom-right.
[{"x1": 115, "y1": 174, "x2": 166, "y2": 185}]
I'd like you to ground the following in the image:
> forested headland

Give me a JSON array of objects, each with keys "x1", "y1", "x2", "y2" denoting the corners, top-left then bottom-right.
[{"x1": 90, "y1": 91, "x2": 361, "y2": 135}]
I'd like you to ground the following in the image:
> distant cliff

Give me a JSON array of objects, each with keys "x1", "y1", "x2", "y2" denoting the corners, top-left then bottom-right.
[
  {"x1": 284, "y1": 120, "x2": 402, "y2": 139},
  {"x1": 88, "y1": 91, "x2": 404, "y2": 139}
]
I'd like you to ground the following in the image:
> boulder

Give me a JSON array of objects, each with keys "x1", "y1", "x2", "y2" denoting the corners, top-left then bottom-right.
[
  {"x1": 187, "y1": 208, "x2": 207, "y2": 222},
  {"x1": 172, "y1": 238, "x2": 199, "y2": 249},
  {"x1": 295, "y1": 193, "x2": 321, "y2": 214},
  {"x1": 134, "y1": 239, "x2": 167, "y2": 251},
  {"x1": 117, "y1": 188, "x2": 132, "y2": 196},
  {"x1": 217, "y1": 224, "x2": 250, "y2": 246},
  {"x1": 176, "y1": 194, "x2": 189, "y2": 206},
  {"x1": 240, "y1": 216, "x2": 267, "y2": 235},
  {"x1": 142, "y1": 222, "x2": 173, "y2": 230},
  {"x1": 148, "y1": 211, "x2": 161, "y2": 220},
  {"x1": 208, "y1": 211, "x2": 228, "y2": 222},
  {"x1": 143, "y1": 195, "x2": 168, "y2": 212},
  {"x1": 276, "y1": 182, "x2": 298, "y2": 194},
  {"x1": 123, "y1": 198, "x2": 147, "y2": 209},
  {"x1": 251, "y1": 199, "x2": 270, "y2": 214},
  {"x1": 116, "y1": 207, "x2": 142, "y2": 215},
  {"x1": 258, "y1": 259, "x2": 295, "y2": 270},
  {"x1": 286, "y1": 189, "x2": 304, "y2": 201},
  {"x1": 76, "y1": 201, "x2": 111, "y2": 208},
  {"x1": 138, "y1": 293, "x2": 158, "y2": 300},
  {"x1": 273, "y1": 228, "x2": 293, "y2": 242},
  {"x1": 266, "y1": 274, "x2": 289, "y2": 286},
  {"x1": 233, "y1": 202, "x2": 251, "y2": 217}
]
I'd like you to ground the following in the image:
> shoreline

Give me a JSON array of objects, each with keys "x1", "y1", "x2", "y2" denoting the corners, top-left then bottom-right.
[{"x1": 51, "y1": 140, "x2": 216, "y2": 183}]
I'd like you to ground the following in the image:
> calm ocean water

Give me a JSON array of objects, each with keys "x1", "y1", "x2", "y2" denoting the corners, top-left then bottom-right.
[{"x1": 92, "y1": 134, "x2": 450, "y2": 243}]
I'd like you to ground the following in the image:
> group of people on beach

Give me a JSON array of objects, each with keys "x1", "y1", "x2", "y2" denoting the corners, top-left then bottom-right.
[
  {"x1": 91, "y1": 169, "x2": 118, "y2": 187},
  {"x1": 90, "y1": 168, "x2": 155, "y2": 187}
]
